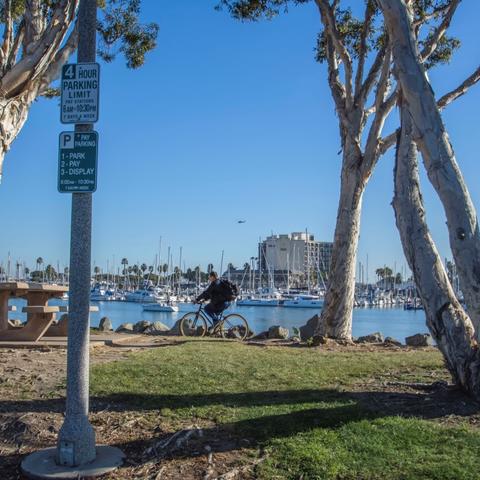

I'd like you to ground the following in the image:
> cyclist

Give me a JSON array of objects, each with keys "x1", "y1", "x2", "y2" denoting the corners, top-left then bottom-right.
[{"x1": 194, "y1": 271, "x2": 230, "y2": 324}]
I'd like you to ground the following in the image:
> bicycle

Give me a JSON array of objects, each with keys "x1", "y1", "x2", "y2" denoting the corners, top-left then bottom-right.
[{"x1": 179, "y1": 302, "x2": 250, "y2": 340}]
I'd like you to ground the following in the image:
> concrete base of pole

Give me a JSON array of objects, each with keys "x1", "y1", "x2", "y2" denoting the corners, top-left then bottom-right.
[
  {"x1": 21, "y1": 446, "x2": 124, "y2": 479},
  {"x1": 57, "y1": 413, "x2": 96, "y2": 466}
]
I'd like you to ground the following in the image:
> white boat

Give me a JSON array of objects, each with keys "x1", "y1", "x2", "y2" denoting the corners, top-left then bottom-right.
[
  {"x1": 237, "y1": 297, "x2": 281, "y2": 307},
  {"x1": 142, "y1": 302, "x2": 179, "y2": 312},
  {"x1": 125, "y1": 289, "x2": 161, "y2": 303},
  {"x1": 90, "y1": 287, "x2": 106, "y2": 302},
  {"x1": 283, "y1": 295, "x2": 324, "y2": 308},
  {"x1": 237, "y1": 288, "x2": 283, "y2": 307}
]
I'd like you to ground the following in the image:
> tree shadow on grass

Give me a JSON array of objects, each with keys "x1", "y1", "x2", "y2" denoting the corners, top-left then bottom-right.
[
  {"x1": 1, "y1": 385, "x2": 479, "y2": 478},
  {"x1": 1, "y1": 382, "x2": 478, "y2": 419}
]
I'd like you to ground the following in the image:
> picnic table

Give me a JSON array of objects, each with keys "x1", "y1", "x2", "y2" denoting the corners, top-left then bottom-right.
[{"x1": 0, "y1": 282, "x2": 69, "y2": 342}]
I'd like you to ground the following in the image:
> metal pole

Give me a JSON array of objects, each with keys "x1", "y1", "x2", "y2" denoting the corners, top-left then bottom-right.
[{"x1": 57, "y1": 0, "x2": 97, "y2": 467}]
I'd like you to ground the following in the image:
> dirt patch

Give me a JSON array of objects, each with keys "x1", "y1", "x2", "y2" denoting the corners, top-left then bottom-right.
[{"x1": 0, "y1": 340, "x2": 478, "y2": 479}]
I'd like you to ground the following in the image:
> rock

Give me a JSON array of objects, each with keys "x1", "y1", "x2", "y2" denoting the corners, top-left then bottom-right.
[
  {"x1": 357, "y1": 332, "x2": 385, "y2": 343},
  {"x1": 311, "y1": 335, "x2": 333, "y2": 346},
  {"x1": 98, "y1": 316, "x2": 113, "y2": 332},
  {"x1": 251, "y1": 331, "x2": 269, "y2": 340},
  {"x1": 299, "y1": 314, "x2": 319, "y2": 341},
  {"x1": 169, "y1": 319, "x2": 182, "y2": 336},
  {"x1": 268, "y1": 325, "x2": 289, "y2": 339},
  {"x1": 290, "y1": 336, "x2": 301, "y2": 343},
  {"x1": 405, "y1": 333, "x2": 433, "y2": 347},
  {"x1": 115, "y1": 322, "x2": 134, "y2": 333},
  {"x1": 384, "y1": 336, "x2": 402, "y2": 347},
  {"x1": 144, "y1": 321, "x2": 170, "y2": 335},
  {"x1": 133, "y1": 320, "x2": 152, "y2": 333}
]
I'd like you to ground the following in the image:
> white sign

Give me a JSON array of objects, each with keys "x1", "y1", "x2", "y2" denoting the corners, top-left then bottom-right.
[{"x1": 61, "y1": 63, "x2": 100, "y2": 124}]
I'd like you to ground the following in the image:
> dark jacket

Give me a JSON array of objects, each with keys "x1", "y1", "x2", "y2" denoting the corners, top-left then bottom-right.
[{"x1": 196, "y1": 279, "x2": 227, "y2": 305}]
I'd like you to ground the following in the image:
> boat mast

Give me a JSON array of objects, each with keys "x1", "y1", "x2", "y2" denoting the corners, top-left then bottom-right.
[{"x1": 305, "y1": 229, "x2": 311, "y2": 294}]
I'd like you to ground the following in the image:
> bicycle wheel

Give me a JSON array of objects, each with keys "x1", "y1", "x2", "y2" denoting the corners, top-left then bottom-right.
[
  {"x1": 220, "y1": 313, "x2": 250, "y2": 341},
  {"x1": 180, "y1": 311, "x2": 208, "y2": 337}
]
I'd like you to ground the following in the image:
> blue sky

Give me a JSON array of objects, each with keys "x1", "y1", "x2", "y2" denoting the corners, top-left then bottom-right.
[{"x1": 0, "y1": 1, "x2": 479, "y2": 278}]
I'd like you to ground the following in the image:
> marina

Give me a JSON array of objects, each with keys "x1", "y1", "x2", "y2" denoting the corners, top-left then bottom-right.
[{"x1": 6, "y1": 295, "x2": 427, "y2": 341}]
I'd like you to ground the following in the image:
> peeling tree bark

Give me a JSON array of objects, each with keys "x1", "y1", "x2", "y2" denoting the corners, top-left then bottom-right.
[
  {"x1": 0, "y1": 93, "x2": 36, "y2": 180},
  {"x1": 380, "y1": 0, "x2": 480, "y2": 335},
  {"x1": 316, "y1": 140, "x2": 365, "y2": 340},
  {"x1": 393, "y1": 99, "x2": 480, "y2": 397}
]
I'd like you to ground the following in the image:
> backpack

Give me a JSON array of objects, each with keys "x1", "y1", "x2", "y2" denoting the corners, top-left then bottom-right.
[{"x1": 219, "y1": 279, "x2": 239, "y2": 301}]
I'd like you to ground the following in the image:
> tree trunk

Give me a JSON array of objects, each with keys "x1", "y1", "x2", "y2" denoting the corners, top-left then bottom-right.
[
  {"x1": 393, "y1": 100, "x2": 480, "y2": 397},
  {"x1": 379, "y1": 0, "x2": 480, "y2": 335},
  {"x1": 0, "y1": 94, "x2": 33, "y2": 181},
  {"x1": 315, "y1": 140, "x2": 365, "y2": 340}
]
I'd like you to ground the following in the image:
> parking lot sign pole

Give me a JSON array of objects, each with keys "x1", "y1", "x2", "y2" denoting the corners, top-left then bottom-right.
[
  {"x1": 56, "y1": 0, "x2": 97, "y2": 467},
  {"x1": 21, "y1": 1, "x2": 123, "y2": 476}
]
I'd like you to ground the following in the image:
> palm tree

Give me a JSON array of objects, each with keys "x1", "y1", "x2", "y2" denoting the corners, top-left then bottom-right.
[
  {"x1": 94, "y1": 266, "x2": 101, "y2": 282},
  {"x1": 121, "y1": 258, "x2": 128, "y2": 288},
  {"x1": 45, "y1": 265, "x2": 56, "y2": 282},
  {"x1": 36, "y1": 257, "x2": 44, "y2": 281},
  {"x1": 36, "y1": 257, "x2": 44, "y2": 282},
  {"x1": 24, "y1": 267, "x2": 30, "y2": 281}
]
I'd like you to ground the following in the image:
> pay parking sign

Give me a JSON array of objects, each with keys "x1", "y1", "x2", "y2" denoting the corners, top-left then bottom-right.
[
  {"x1": 58, "y1": 132, "x2": 98, "y2": 193},
  {"x1": 61, "y1": 63, "x2": 100, "y2": 124}
]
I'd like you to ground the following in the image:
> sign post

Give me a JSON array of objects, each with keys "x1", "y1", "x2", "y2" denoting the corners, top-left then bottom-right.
[{"x1": 21, "y1": 0, "x2": 123, "y2": 477}]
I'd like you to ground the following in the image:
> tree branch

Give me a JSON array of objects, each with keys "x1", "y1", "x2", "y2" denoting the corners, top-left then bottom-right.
[
  {"x1": 315, "y1": 0, "x2": 354, "y2": 108},
  {"x1": 380, "y1": 64, "x2": 480, "y2": 155},
  {"x1": 38, "y1": 22, "x2": 79, "y2": 94},
  {"x1": 1, "y1": 0, "x2": 79, "y2": 98},
  {"x1": 0, "y1": 0, "x2": 14, "y2": 73},
  {"x1": 354, "y1": 1, "x2": 375, "y2": 97},
  {"x1": 437, "y1": 65, "x2": 480, "y2": 109},
  {"x1": 356, "y1": 43, "x2": 387, "y2": 109},
  {"x1": 7, "y1": 22, "x2": 25, "y2": 72},
  {"x1": 420, "y1": 0, "x2": 461, "y2": 63},
  {"x1": 24, "y1": 0, "x2": 47, "y2": 56},
  {"x1": 362, "y1": 51, "x2": 396, "y2": 176},
  {"x1": 324, "y1": 35, "x2": 347, "y2": 123}
]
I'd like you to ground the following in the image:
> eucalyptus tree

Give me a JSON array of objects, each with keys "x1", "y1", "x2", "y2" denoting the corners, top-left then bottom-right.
[
  {"x1": 0, "y1": 0, "x2": 158, "y2": 180},
  {"x1": 219, "y1": 0, "x2": 470, "y2": 339},
  {"x1": 379, "y1": 0, "x2": 480, "y2": 333},
  {"x1": 379, "y1": 0, "x2": 480, "y2": 398}
]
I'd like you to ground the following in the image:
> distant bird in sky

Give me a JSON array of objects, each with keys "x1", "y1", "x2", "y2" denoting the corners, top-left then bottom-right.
[{"x1": 237, "y1": 220, "x2": 246, "y2": 224}]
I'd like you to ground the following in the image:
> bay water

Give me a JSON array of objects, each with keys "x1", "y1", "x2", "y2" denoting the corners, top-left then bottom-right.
[{"x1": 9, "y1": 299, "x2": 428, "y2": 342}]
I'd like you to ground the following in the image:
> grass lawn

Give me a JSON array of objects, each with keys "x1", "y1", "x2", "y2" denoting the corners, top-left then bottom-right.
[{"x1": 90, "y1": 341, "x2": 480, "y2": 479}]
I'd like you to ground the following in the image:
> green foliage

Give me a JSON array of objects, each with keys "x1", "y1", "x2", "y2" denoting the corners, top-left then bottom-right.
[
  {"x1": 421, "y1": 33, "x2": 461, "y2": 69},
  {"x1": 219, "y1": 0, "x2": 460, "y2": 71},
  {"x1": 0, "y1": 1, "x2": 158, "y2": 70},
  {"x1": 215, "y1": 0, "x2": 310, "y2": 21},
  {"x1": 97, "y1": 0, "x2": 159, "y2": 69}
]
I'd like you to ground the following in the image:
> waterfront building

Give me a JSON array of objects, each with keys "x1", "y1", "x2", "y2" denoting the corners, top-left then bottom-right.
[{"x1": 258, "y1": 232, "x2": 333, "y2": 287}]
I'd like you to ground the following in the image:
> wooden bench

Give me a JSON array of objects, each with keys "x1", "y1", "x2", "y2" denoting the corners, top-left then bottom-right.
[
  {"x1": 46, "y1": 306, "x2": 99, "y2": 337},
  {"x1": 0, "y1": 306, "x2": 59, "y2": 341}
]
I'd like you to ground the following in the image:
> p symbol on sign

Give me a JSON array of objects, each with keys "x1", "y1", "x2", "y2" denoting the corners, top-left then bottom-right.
[{"x1": 61, "y1": 133, "x2": 74, "y2": 149}]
